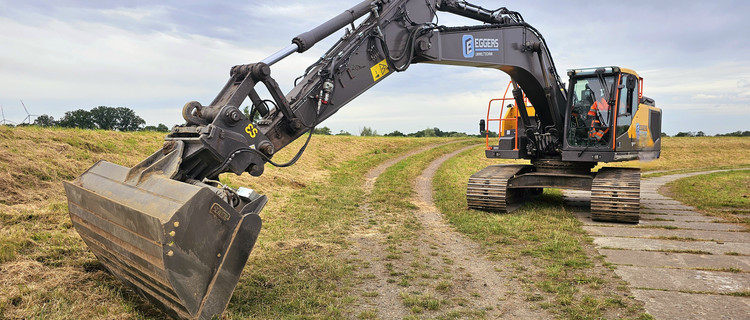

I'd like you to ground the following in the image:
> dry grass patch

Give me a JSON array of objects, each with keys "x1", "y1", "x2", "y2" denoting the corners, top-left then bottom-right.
[
  {"x1": 615, "y1": 136, "x2": 750, "y2": 175},
  {"x1": 0, "y1": 126, "x2": 455, "y2": 319}
]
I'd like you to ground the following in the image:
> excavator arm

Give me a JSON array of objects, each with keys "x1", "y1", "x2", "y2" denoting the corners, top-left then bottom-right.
[
  {"x1": 64, "y1": 1, "x2": 571, "y2": 319},
  {"x1": 169, "y1": 0, "x2": 568, "y2": 185}
]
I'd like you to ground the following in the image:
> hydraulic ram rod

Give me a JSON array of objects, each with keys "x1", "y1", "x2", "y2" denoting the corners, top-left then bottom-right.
[
  {"x1": 292, "y1": 0, "x2": 373, "y2": 53},
  {"x1": 261, "y1": 0, "x2": 374, "y2": 65}
]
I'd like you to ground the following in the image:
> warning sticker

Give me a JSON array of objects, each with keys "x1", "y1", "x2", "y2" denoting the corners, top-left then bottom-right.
[{"x1": 370, "y1": 59, "x2": 390, "y2": 82}]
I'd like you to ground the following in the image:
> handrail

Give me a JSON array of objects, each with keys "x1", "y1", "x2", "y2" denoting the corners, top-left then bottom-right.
[{"x1": 485, "y1": 81, "x2": 530, "y2": 151}]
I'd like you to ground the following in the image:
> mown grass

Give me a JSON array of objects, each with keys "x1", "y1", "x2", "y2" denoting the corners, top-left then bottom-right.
[
  {"x1": 0, "y1": 127, "x2": 173, "y2": 319},
  {"x1": 3, "y1": 125, "x2": 747, "y2": 319},
  {"x1": 433, "y1": 145, "x2": 649, "y2": 319},
  {"x1": 633, "y1": 137, "x2": 750, "y2": 177},
  {"x1": 665, "y1": 170, "x2": 750, "y2": 230},
  {"x1": 0, "y1": 125, "x2": 465, "y2": 319}
]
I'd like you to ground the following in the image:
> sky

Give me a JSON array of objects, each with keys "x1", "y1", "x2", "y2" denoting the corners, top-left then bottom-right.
[{"x1": 1, "y1": 0, "x2": 748, "y2": 136}]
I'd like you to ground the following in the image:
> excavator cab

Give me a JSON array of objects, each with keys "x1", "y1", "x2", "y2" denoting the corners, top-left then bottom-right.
[
  {"x1": 566, "y1": 68, "x2": 617, "y2": 148},
  {"x1": 562, "y1": 67, "x2": 661, "y2": 162}
]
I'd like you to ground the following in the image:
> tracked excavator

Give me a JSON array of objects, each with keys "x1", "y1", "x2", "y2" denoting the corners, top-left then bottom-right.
[{"x1": 63, "y1": 0, "x2": 661, "y2": 319}]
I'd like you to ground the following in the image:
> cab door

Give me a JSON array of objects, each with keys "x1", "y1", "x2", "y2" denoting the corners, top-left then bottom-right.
[{"x1": 615, "y1": 73, "x2": 638, "y2": 151}]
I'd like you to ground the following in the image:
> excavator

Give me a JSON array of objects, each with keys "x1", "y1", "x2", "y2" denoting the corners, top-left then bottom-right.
[{"x1": 62, "y1": 0, "x2": 661, "y2": 319}]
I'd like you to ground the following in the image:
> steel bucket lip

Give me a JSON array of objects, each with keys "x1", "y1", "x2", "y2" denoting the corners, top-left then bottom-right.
[{"x1": 65, "y1": 144, "x2": 266, "y2": 320}]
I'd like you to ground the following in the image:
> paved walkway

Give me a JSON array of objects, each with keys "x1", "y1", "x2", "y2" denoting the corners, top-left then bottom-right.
[{"x1": 564, "y1": 171, "x2": 750, "y2": 320}]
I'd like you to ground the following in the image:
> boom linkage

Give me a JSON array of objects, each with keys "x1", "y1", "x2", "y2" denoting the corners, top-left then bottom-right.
[{"x1": 167, "y1": 0, "x2": 569, "y2": 185}]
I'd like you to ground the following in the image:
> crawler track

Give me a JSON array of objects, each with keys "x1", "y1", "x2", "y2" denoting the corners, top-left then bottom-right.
[
  {"x1": 590, "y1": 167, "x2": 641, "y2": 223},
  {"x1": 466, "y1": 164, "x2": 529, "y2": 212}
]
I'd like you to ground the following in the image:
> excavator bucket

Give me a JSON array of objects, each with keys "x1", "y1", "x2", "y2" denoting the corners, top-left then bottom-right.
[{"x1": 63, "y1": 141, "x2": 265, "y2": 320}]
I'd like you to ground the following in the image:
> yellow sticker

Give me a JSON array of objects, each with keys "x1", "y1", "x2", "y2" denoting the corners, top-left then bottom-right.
[{"x1": 370, "y1": 59, "x2": 390, "y2": 82}]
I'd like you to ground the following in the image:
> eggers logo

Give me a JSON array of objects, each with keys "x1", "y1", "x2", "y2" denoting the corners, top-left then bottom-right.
[
  {"x1": 462, "y1": 34, "x2": 500, "y2": 58},
  {"x1": 462, "y1": 35, "x2": 474, "y2": 58}
]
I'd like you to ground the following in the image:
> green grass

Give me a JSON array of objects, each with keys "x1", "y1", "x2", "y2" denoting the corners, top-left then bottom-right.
[
  {"x1": 5, "y1": 127, "x2": 745, "y2": 319},
  {"x1": 433, "y1": 145, "x2": 649, "y2": 319},
  {"x1": 224, "y1": 138, "x2": 466, "y2": 318},
  {"x1": 665, "y1": 170, "x2": 750, "y2": 229}
]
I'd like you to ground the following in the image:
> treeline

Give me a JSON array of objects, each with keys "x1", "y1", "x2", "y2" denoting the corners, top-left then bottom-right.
[
  {"x1": 31, "y1": 106, "x2": 169, "y2": 132},
  {"x1": 669, "y1": 131, "x2": 750, "y2": 137},
  {"x1": 313, "y1": 126, "x2": 493, "y2": 137}
]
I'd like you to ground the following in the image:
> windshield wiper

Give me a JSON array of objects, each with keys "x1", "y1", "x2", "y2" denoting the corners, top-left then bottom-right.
[{"x1": 595, "y1": 68, "x2": 615, "y2": 106}]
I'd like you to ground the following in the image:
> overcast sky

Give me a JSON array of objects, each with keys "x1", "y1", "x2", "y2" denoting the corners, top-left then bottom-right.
[{"x1": 1, "y1": 0, "x2": 748, "y2": 135}]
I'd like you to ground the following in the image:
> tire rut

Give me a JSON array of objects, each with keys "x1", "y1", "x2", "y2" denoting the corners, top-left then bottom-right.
[
  {"x1": 348, "y1": 143, "x2": 551, "y2": 319},
  {"x1": 347, "y1": 141, "x2": 459, "y2": 319},
  {"x1": 411, "y1": 146, "x2": 552, "y2": 319}
]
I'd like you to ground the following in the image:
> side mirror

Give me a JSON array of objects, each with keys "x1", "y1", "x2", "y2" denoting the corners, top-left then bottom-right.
[
  {"x1": 626, "y1": 76, "x2": 636, "y2": 89},
  {"x1": 479, "y1": 119, "x2": 486, "y2": 135}
]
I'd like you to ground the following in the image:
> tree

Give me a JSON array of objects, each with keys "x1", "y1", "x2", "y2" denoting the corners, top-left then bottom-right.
[
  {"x1": 408, "y1": 127, "x2": 437, "y2": 137},
  {"x1": 696, "y1": 131, "x2": 706, "y2": 137},
  {"x1": 58, "y1": 109, "x2": 95, "y2": 129},
  {"x1": 90, "y1": 106, "x2": 120, "y2": 130},
  {"x1": 33, "y1": 114, "x2": 56, "y2": 127},
  {"x1": 313, "y1": 126, "x2": 332, "y2": 135},
  {"x1": 336, "y1": 130, "x2": 352, "y2": 136},
  {"x1": 675, "y1": 131, "x2": 695, "y2": 137},
  {"x1": 716, "y1": 130, "x2": 750, "y2": 137},
  {"x1": 384, "y1": 130, "x2": 406, "y2": 137},
  {"x1": 661, "y1": 132, "x2": 669, "y2": 137},
  {"x1": 59, "y1": 106, "x2": 144, "y2": 131},
  {"x1": 114, "y1": 107, "x2": 145, "y2": 131},
  {"x1": 143, "y1": 123, "x2": 170, "y2": 132},
  {"x1": 360, "y1": 126, "x2": 378, "y2": 136}
]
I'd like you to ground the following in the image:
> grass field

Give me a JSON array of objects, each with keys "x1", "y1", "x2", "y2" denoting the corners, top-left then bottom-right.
[
  {"x1": 665, "y1": 170, "x2": 750, "y2": 230},
  {"x1": 636, "y1": 137, "x2": 750, "y2": 176},
  {"x1": 1, "y1": 125, "x2": 748, "y2": 319}
]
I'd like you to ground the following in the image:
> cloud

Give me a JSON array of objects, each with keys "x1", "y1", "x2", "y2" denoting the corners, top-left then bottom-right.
[{"x1": 1, "y1": 0, "x2": 749, "y2": 136}]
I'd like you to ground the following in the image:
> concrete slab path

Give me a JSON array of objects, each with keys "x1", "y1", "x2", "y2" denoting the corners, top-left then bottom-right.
[{"x1": 565, "y1": 170, "x2": 750, "y2": 320}]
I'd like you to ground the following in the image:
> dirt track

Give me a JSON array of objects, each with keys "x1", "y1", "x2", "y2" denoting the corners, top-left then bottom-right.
[{"x1": 348, "y1": 143, "x2": 550, "y2": 319}]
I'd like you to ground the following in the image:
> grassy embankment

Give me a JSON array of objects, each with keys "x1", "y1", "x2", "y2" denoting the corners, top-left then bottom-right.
[
  {"x1": 0, "y1": 125, "x2": 467, "y2": 318},
  {"x1": 2, "y1": 125, "x2": 748, "y2": 319},
  {"x1": 666, "y1": 170, "x2": 750, "y2": 230}
]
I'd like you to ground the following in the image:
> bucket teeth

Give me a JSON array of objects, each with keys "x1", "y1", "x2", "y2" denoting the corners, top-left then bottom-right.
[{"x1": 65, "y1": 148, "x2": 265, "y2": 320}]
